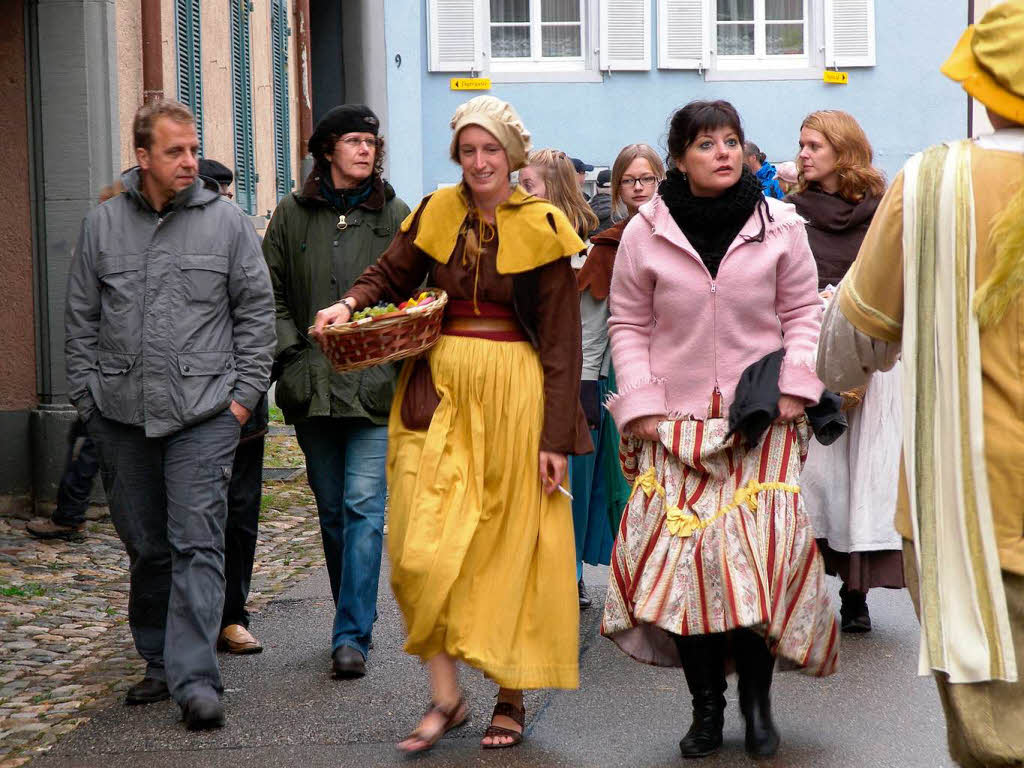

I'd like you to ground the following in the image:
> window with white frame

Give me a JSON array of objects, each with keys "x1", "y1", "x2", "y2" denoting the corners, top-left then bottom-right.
[
  {"x1": 715, "y1": 0, "x2": 807, "y2": 59},
  {"x1": 427, "y1": 0, "x2": 603, "y2": 80},
  {"x1": 490, "y1": 0, "x2": 584, "y2": 60},
  {"x1": 658, "y1": 0, "x2": 874, "y2": 77},
  {"x1": 426, "y1": 0, "x2": 873, "y2": 80}
]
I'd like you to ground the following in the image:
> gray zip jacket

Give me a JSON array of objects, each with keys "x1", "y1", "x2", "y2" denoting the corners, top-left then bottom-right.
[{"x1": 65, "y1": 168, "x2": 275, "y2": 437}]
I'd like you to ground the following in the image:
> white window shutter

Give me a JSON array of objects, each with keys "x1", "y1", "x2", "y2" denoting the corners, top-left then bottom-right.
[
  {"x1": 825, "y1": 0, "x2": 876, "y2": 67},
  {"x1": 657, "y1": 0, "x2": 707, "y2": 70},
  {"x1": 427, "y1": 0, "x2": 483, "y2": 72},
  {"x1": 600, "y1": 0, "x2": 651, "y2": 71}
]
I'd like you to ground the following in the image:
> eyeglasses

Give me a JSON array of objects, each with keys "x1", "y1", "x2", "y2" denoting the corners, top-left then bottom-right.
[
  {"x1": 620, "y1": 175, "x2": 658, "y2": 188},
  {"x1": 339, "y1": 136, "x2": 380, "y2": 149}
]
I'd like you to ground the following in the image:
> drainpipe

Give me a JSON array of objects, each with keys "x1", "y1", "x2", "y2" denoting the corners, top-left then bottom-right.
[
  {"x1": 294, "y1": 0, "x2": 314, "y2": 179},
  {"x1": 141, "y1": 0, "x2": 164, "y2": 103}
]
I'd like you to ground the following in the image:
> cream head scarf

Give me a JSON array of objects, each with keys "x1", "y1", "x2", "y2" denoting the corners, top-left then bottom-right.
[{"x1": 449, "y1": 96, "x2": 532, "y2": 171}]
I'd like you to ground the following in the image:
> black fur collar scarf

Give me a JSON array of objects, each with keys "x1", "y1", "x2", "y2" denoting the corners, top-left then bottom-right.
[{"x1": 658, "y1": 166, "x2": 766, "y2": 278}]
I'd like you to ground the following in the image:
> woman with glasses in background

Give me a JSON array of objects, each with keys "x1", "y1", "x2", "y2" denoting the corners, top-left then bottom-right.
[
  {"x1": 570, "y1": 144, "x2": 666, "y2": 605},
  {"x1": 264, "y1": 105, "x2": 410, "y2": 682}
]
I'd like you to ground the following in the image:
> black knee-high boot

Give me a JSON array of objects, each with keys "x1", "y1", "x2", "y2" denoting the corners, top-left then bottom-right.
[
  {"x1": 732, "y1": 628, "x2": 780, "y2": 758},
  {"x1": 674, "y1": 633, "x2": 727, "y2": 758}
]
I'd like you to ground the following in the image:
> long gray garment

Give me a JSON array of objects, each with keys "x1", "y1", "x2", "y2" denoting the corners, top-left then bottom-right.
[{"x1": 580, "y1": 286, "x2": 611, "y2": 380}]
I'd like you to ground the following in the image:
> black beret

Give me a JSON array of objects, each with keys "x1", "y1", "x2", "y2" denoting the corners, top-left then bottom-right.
[
  {"x1": 198, "y1": 158, "x2": 233, "y2": 186},
  {"x1": 309, "y1": 104, "x2": 380, "y2": 159},
  {"x1": 596, "y1": 169, "x2": 612, "y2": 187}
]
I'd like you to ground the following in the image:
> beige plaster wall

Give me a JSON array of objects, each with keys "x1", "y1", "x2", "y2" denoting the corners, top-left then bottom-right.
[
  {"x1": 252, "y1": 2, "x2": 269, "y2": 214},
  {"x1": 252, "y1": 0, "x2": 273, "y2": 216},
  {"x1": 115, "y1": 0, "x2": 176, "y2": 172},
  {"x1": 288, "y1": 3, "x2": 300, "y2": 185},
  {"x1": 161, "y1": 0, "x2": 176, "y2": 103},
  {"x1": 114, "y1": 0, "x2": 299, "y2": 212},
  {"x1": 116, "y1": 1, "x2": 143, "y2": 173},
  {"x1": 200, "y1": 1, "x2": 235, "y2": 171}
]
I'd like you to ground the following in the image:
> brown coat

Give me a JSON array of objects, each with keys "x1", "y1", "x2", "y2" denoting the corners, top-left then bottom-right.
[
  {"x1": 345, "y1": 200, "x2": 593, "y2": 456},
  {"x1": 577, "y1": 218, "x2": 628, "y2": 300},
  {"x1": 786, "y1": 189, "x2": 880, "y2": 290}
]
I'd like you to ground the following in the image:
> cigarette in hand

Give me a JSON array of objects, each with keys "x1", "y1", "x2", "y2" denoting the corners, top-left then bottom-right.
[{"x1": 556, "y1": 484, "x2": 574, "y2": 501}]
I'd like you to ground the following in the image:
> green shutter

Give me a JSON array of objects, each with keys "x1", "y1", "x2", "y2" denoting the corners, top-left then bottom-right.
[
  {"x1": 271, "y1": 0, "x2": 292, "y2": 201},
  {"x1": 231, "y1": 0, "x2": 256, "y2": 214},
  {"x1": 175, "y1": 0, "x2": 203, "y2": 150}
]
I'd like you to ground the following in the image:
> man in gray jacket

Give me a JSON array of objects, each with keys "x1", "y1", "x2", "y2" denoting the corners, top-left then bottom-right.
[{"x1": 64, "y1": 100, "x2": 275, "y2": 729}]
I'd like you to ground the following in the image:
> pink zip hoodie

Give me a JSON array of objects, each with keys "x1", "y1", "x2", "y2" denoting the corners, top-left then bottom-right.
[{"x1": 606, "y1": 193, "x2": 824, "y2": 430}]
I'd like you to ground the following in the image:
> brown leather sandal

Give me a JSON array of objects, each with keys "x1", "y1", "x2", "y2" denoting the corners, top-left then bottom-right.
[
  {"x1": 397, "y1": 696, "x2": 470, "y2": 754},
  {"x1": 481, "y1": 700, "x2": 526, "y2": 749}
]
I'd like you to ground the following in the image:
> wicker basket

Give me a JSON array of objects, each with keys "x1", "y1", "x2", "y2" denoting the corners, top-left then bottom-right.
[{"x1": 315, "y1": 290, "x2": 448, "y2": 373}]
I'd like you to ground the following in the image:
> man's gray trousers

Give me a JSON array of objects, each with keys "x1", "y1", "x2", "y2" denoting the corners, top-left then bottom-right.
[{"x1": 88, "y1": 409, "x2": 240, "y2": 704}]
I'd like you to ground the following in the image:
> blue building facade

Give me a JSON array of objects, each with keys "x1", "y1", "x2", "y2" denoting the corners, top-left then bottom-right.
[{"x1": 378, "y1": 0, "x2": 968, "y2": 205}]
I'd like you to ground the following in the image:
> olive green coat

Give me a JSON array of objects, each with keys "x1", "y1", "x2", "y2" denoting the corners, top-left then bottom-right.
[{"x1": 263, "y1": 171, "x2": 410, "y2": 424}]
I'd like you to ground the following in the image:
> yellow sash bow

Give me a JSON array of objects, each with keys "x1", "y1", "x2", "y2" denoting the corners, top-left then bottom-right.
[{"x1": 629, "y1": 466, "x2": 799, "y2": 538}]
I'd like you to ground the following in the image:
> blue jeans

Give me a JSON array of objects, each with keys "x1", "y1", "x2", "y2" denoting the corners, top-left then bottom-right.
[{"x1": 294, "y1": 417, "x2": 387, "y2": 659}]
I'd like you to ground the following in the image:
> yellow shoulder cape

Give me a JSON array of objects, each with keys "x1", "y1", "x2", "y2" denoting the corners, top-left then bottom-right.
[{"x1": 399, "y1": 183, "x2": 585, "y2": 274}]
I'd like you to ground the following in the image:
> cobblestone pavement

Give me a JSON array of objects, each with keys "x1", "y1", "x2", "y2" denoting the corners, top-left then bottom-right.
[{"x1": 0, "y1": 432, "x2": 323, "y2": 767}]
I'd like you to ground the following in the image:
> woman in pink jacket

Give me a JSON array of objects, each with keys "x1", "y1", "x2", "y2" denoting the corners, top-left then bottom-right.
[{"x1": 601, "y1": 101, "x2": 839, "y2": 761}]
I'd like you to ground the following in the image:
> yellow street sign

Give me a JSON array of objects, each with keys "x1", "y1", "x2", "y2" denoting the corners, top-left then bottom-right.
[
  {"x1": 450, "y1": 77, "x2": 492, "y2": 91},
  {"x1": 823, "y1": 70, "x2": 849, "y2": 85}
]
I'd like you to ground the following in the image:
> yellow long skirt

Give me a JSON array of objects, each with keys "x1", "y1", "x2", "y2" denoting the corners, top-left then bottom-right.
[{"x1": 387, "y1": 334, "x2": 580, "y2": 690}]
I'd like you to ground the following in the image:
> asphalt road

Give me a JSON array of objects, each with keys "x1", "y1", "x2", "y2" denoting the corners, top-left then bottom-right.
[{"x1": 35, "y1": 559, "x2": 953, "y2": 768}]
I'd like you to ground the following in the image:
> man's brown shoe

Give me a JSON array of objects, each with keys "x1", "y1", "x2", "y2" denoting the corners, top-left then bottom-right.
[
  {"x1": 217, "y1": 624, "x2": 263, "y2": 654},
  {"x1": 26, "y1": 518, "x2": 84, "y2": 540}
]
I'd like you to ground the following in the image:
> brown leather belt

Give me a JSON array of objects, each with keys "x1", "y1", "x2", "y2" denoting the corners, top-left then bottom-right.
[{"x1": 442, "y1": 299, "x2": 528, "y2": 342}]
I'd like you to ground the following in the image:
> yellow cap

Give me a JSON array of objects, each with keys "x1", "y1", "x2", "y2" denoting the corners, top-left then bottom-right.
[{"x1": 941, "y1": 1, "x2": 1024, "y2": 124}]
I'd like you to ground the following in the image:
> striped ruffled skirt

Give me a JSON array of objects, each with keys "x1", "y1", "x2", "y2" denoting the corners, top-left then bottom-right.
[{"x1": 601, "y1": 416, "x2": 839, "y2": 676}]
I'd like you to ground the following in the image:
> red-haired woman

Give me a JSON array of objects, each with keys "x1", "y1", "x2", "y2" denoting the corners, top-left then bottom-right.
[
  {"x1": 787, "y1": 109, "x2": 905, "y2": 634},
  {"x1": 569, "y1": 144, "x2": 666, "y2": 605}
]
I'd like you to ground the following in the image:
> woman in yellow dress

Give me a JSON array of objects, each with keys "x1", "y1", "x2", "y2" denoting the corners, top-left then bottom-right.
[{"x1": 311, "y1": 96, "x2": 592, "y2": 752}]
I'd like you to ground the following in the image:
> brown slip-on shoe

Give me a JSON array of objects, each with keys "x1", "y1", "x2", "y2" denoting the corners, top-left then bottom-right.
[
  {"x1": 217, "y1": 624, "x2": 263, "y2": 654},
  {"x1": 26, "y1": 518, "x2": 85, "y2": 540}
]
